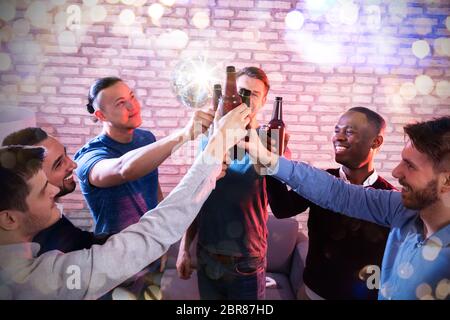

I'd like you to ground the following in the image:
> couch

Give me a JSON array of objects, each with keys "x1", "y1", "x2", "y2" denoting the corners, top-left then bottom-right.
[{"x1": 160, "y1": 215, "x2": 309, "y2": 300}]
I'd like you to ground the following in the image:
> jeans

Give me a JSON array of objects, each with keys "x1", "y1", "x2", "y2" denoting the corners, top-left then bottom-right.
[{"x1": 197, "y1": 244, "x2": 266, "y2": 300}]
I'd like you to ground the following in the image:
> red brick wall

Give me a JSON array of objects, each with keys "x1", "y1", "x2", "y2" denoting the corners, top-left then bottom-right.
[{"x1": 0, "y1": 0, "x2": 449, "y2": 230}]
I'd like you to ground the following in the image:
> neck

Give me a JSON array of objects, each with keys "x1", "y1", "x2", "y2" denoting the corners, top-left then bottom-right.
[
  {"x1": 0, "y1": 231, "x2": 33, "y2": 246},
  {"x1": 420, "y1": 201, "x2": 450, "y2": 238},
  {"x1": 103, "y1": 124, "x2": 134, "y2": 143},
  {"x1": 342, "y1": 161, "x2": 375, "y2": 185}
]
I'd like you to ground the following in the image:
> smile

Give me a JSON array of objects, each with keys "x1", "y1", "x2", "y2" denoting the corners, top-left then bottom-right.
[
  {"x1": 64, "y1": 173, "x2": 73, "y2": 181},
  {"x1": 335, "y1": 146, "x2": 349, "y2": 153}
]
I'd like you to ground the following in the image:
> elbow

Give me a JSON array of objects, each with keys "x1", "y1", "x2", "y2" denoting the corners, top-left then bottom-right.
[{"x1": 118, "y1": 163, "x2": 136, "y2": 182}]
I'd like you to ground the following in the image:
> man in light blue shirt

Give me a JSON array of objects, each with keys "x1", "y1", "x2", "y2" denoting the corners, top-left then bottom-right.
[{"x1": 243, "y1": 116, "x2": 450, "y2": 300}]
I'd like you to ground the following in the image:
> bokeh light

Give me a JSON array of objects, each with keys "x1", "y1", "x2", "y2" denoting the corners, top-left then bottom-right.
[
  {"x1": 435, "y1": 80, "x2": 450, "y2": 99},
  {"x1": 105, "y1": 0, "x2": 120, "y2": 3},
  {"x1": 388, "y1": 1, "x2": 408, "y2": 22},
  {"x1": 397, "y1": 262, "x2": 414, "y2": 279},
  {"x1": 112, "y1": 287, "x2": 137, "y2": 300},
  {"x1": 433, "y1": 38, "x2": 450, "y2": 56},
  {"x1": 0, "y1": 1, "x2": 16, "y2": 22},
  {"x1": 414, "y1": 75, "x2": 434, "y2": 95},
  {"x1": 192, "y1": 11, "x2": 210, "y2": 29},
  {"x1": 411, "y1": 40, "x2": 430, "y2": 59},
  {"x1": 285, "y1": 11, "x2": 305, "y2": 30},
  {"x1": 51, "y1": 0, "x2": 67, "y2": 5},
  {"x1": 132, "y1": 0, "x2": 147, "y2": 6},
  {"x1": 160, "y1": 0, "x2": 176, "y2": 6},
  {"x1": 119, "y1": 9, "x2": 136, "y2": 26},
  {"x1": 435, "y1": 279, "x2": 449, "y2": 300},
  {"x1": 148, "y1": 3, "x2": 164, "y2": 21},
  {"x1": 90, "y1": 5, "x2": 107, "y2": 23},
  {"x1": 156, "y1": 30, "x2": 188, "y2": 49},
  {"x1": 339, "y1": 1, "x2": 359, "y2": 25},
  {"x1": 58, "y1": 30, "x2": 78, "y2": 54},
  {"x1": 366, "y1": 5, "x2": 381, "y2": 31},
  {"x1": 0, "y1": 53, "x2": 12, "y2": 71},
  {"x1": 399, "y1": 82, "x2": 417, "y2": 100},
  {"x1": 12, "y1": 19, "x2": 30, "y2": 37},
  {"x1": 416, "y1": 283, "x2": 434, "y2": 300},
  {"x1": 83, "y1": 0, "x2": 97, "y2": 7},
  {"x1": 306, "y1": 0, "x2": 335, "y2": 20},
  {"x1": 121, "y1": 0, "x2": 135, "y2": 5},
  {"x1": 422, "y1": 236, "x2": 443, "y2": 261},
  {"x1": 144, "y1": 285, "x2": 162, "y2": 300},
  {"x1": 25, "y1": 1, "x2": 52, "y2": 29}
]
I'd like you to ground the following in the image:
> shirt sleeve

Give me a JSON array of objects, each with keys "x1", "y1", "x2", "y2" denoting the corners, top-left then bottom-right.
[
  {"x1": 26, "y1": 152, "x2": 223, "y2": 300},
  {"x1": 271, "y1": 157, "x2": 406, "y2": 228},
  {"x1": 74, "y1": 149, "x2": 111, "y2": 190}
]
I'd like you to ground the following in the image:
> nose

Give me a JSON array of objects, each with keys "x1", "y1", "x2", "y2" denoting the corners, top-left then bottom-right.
[
  {"x1": 391, "y1": 162, "x2": 402, "y2": 179},
  {"x1": 69, "y1": 157, "x2": 77, "y2": 170},
  {"x1": 333, "y1": 130, "x2": 346, "y2": 143}
]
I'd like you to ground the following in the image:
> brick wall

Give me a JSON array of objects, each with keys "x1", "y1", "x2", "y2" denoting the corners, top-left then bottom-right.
[{"x1": 0, "y1": 0, "x2": 449, "y2": 231}]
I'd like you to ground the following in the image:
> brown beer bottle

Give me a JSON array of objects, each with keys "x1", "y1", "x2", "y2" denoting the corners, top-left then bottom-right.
[
  {"x1": 268, "y1": 97, "x2": 285, "y2": 156},
  {"x1": 212, "y1": 84, "x2": 222, "y2": 111},
  {"x1": 239, "y1": 88, "x2": 251, "y2": 108},
  {"x1": 218, "y1": 66, "x2": 242, "y2": 116}
]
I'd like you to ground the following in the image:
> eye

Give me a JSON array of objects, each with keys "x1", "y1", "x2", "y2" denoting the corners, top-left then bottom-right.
[{"x1": 346, "y1": 130, "x2": 354, "y2": 135}]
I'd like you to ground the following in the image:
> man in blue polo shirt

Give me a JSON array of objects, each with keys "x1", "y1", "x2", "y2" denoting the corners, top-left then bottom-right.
[{"x1": 243, "y1": 116, "x2": 450, "y2": 300}]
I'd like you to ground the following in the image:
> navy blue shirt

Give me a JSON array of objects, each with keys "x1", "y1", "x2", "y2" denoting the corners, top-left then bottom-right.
[{"x1": 75, "y1": 129, "x2": 159, "y2": 235}]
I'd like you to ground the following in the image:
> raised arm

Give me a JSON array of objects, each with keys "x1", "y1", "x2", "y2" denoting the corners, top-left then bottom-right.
[{"x1": 89, "y1": 109, "x2": 215, "y2": 188}]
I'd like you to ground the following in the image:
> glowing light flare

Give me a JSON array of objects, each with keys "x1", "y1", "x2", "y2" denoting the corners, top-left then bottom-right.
[
  {"x1": 0, "y1": 1, "x2": 16, "y2": 22},
  {"x1": 171, "y1": 56, "x2": 221, "y2": 109},
  {"x1": 192, "y1": 11, "x2": 210, "y2": 29},
  {"x1": 0, "y1": 53, "x2": 12, "y2": 71},
  {"x1": 90, "y1": 5, "x2": 107, "y2": 23},
  {"x1": 119, "y1": 9, "x2": 136, "y2": 26},
  {"x1": 435, "y1": 80, "x2": 450, "y2": 99},
  {"x1": 411, "y1": 40, "x2": 430, "y2": 59},
  {"x1": 414, "y1": 75, "x2": 434, "y2": 95},
  {"x1": 399, "y1": 82, "x2": 417, "y2": 100},
  {"x1": 433, "y1": 38, "x2": 450, "y2": 56},
  {"x1": 285, "y1": 11, "x2": 305, "y2": 30},
  {"x1": 339, "y1": 2, "x2": 359, "y2": 26}
]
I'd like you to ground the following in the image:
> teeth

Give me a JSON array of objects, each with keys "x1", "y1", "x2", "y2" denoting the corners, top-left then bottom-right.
[
  {"x1": 64, "y1": 174, "x2": 73, "y2": 181},
  {"x1": 335, "y1": 146, "x2": 347, "y2": 152}
]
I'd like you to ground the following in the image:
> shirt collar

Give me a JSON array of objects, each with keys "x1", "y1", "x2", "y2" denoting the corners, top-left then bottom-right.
[{"x1": 339, "y1": 167, "x2": 379, "y2": 187}]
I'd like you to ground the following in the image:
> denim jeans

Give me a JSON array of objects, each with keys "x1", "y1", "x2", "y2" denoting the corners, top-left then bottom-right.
[{"x1": 197, "y1": 244, "x2": 266, "y2": 300}]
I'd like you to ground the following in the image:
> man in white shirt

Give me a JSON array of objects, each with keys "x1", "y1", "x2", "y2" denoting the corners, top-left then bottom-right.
[{"x1": 0, "y1": 104, "x2": 250, "y2": 300}]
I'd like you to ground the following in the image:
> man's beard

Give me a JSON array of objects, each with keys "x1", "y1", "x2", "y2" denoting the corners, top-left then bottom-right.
[
  {"x1": 400, "y1": 178, "x2": 439, "y2": 210},
  {"x1": 56, "y1": 181, "x2": 76, "y2": 198}
]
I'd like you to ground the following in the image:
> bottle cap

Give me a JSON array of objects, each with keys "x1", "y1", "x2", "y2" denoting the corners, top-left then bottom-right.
[{"x1": 226, "y1": 66, "x2": 236, "y2": 72}]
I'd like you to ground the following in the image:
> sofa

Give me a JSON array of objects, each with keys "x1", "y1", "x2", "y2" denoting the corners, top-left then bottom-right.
[{"x1": 160, "y1": 215, "x2": 309, "y2": 300}]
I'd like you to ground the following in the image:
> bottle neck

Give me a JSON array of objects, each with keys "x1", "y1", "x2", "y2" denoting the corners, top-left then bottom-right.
[
  {"x1": 271, "y1": 102, "x2": 283, "y2": 121},
  {"x1": 225, "y1": 72, "x2": 238, "y2": 97}
]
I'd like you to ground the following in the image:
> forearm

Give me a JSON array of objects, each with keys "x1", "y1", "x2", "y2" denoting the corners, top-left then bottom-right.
[
  {"x1": 180, "y1": 218, "x2": 198, "y2": 253},
  {"x1": 271, "y1": 157, "x2": 402, "y2": 227},
  {"x1": 119, "y1": 129, "x2": 189, "y2": 181}
]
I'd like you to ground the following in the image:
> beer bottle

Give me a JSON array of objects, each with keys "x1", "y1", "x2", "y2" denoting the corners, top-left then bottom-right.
[
  {"x1": 218, "y1": 66, "x2": 242, "y2": 116},
  {"x1": 239, "y1": 88, "x2": 251, "y2": 108},
  {"x1": 212, "y1": 84, "x2": 222, "y2": 111},
  {"x1": 267, "y1": 97, "x2": 285, "y2": 156}
]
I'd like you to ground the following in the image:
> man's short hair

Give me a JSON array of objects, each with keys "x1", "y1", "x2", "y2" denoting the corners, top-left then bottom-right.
[
  {"x1": 237, "y1": 66, "x2": 270, "y2": 96},
  {"x1": 0, "y1": 146, "x2": 45, "y2": 212},
  {"x1": 347, "y1": 106, "x2": 386, "y2": 135},
  {"x1": 404, "y1": 116, "x2": 450, "y2": 172},
  {"x1": 2, "y1": 127, "x2": 48, "y2": 146}
]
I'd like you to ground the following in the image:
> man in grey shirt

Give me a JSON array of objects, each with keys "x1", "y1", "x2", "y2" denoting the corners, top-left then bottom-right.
[{"x1": 0, "y1": 104, "x2": 250, "y2": 300}]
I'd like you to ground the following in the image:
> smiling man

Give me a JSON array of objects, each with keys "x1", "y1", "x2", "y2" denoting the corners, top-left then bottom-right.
[
  {"x1": 266, "y1": 107, "x2": 396, "y2": 300},
  {"x1": 2, "y1": 128, "x2": 107, "y2": 255},
  {"x1": 244, "y1": 116, "x2": 450, "y2": 300}
]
